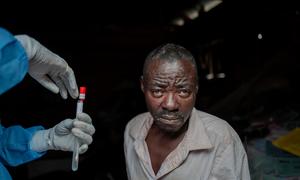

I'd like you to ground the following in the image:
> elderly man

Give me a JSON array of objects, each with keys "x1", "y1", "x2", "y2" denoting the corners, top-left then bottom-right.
[{"x1": 124, "y1": 43, "x2": 250, "y2": 180}]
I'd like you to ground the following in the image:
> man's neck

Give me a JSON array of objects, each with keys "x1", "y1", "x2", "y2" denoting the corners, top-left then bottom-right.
[
  {"x1": 145, "y1": 120, "x2": 189, "y2": 174},
  {"x1": 153, "y1": 120, "x2": 189, "y2": 139}
]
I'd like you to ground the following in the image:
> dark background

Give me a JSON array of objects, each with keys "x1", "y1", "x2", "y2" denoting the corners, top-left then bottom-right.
[{"x1": 1, "y1": 0, "x2": 300, "y2": 179}]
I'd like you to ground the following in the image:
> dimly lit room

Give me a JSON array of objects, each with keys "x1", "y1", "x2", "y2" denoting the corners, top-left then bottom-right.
[{"x1": 1, "y1": 0, "x2": 300, "y2": 179}]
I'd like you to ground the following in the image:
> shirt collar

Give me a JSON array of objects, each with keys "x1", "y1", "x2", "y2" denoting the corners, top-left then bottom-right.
[
  {"x1": 185, "y1": 108, "x2": 213, "y2": 151},
  {"x1": 129, "y1": 112, "x2": 153, "y2": 140},
  {"x1": 129, "y1": 108, "x2": 213, "y2": 151}
]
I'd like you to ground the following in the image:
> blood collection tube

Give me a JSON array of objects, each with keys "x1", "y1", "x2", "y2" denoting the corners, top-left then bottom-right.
[
  {"x1": 72, "y1": 86, "x2": 86, "y2": 171},
  {"x1": 76, "y1": 87, "x2": 86, "y2": 116}
]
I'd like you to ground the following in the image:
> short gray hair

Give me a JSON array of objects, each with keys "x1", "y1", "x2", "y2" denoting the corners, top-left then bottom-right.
[{"x1": 143, "y1": 43, "x2": 198, "y2": 81}]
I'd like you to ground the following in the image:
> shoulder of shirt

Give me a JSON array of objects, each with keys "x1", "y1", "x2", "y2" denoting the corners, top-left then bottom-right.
[
  {"x1": 124, "y1": 112, "x2": 150, "y2": 136},
  {"x1": 194, "y1": 108, "x2": 241, "y2": 144}
]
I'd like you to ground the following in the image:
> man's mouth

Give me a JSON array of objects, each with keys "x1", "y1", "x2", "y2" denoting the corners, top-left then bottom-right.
[
  {"x1": 161, "y1": 115, "x2": 179, "y2": 120},
  {"x1": 159, "y1": 118, "x2": 180, "y2": 125}
]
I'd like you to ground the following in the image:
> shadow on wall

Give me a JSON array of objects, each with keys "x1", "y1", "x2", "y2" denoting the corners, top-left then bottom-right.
[{"x1": 207, "y1": 44, "x2": 300, "y2": 139}]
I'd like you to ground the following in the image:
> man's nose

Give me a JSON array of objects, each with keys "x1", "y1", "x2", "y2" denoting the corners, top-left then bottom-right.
[{"x1": 162, "y1": 93, "x2": 178, "y2": 111}]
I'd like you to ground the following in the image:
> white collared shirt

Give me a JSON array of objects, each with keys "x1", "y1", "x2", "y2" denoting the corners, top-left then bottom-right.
[{"x1": 124, "y1": 108, "x2": 251, "y2": 180}]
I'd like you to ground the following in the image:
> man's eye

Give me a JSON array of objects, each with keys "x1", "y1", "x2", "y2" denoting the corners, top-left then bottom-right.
[
  {"x1": 178, "y1": 89, "x2": 190, "y2": 98},
  {"x1": 152, "y1": 90, "x2": 163, "y2": 97}
]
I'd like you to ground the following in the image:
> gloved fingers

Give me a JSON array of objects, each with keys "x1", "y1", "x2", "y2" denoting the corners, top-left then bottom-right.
[
  {"x1": 72, "y1": 128, "x2": 93, "y2": 145},
  {"x1": 76, "y1": 113, "x2": 92, "y2": 124},
  {"x1": 51, "y1": 75, "x2": 68, "y2": 99},
  {"x1": 74, "y1": 120, "x2": 95, "y2": 135},
  {"x1": 55, "y1": 119, "x2": 73, "y2": 135},
  {"x1": 79, "y1": 144, "x2": 88, "y2": 154},
  {"x1": 32, "y1": 75, "x2": 60, "y2": 94},
  {"x1": 61, "y1": 66, "x2": 79, "y2": 99}
]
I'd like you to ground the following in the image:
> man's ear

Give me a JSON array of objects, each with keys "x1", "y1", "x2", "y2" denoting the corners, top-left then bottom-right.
[{"x1": 140, "y1": 76, "x2": 145, "y2": 93}]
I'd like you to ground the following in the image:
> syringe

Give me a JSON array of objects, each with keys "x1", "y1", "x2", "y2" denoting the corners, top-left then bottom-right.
[{"x1": 72, "y1": 86, "x2": 86, "y2": 171}]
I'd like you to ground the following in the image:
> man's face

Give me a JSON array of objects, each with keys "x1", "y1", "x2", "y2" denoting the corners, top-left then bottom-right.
[{"x1": 141, "y1": 59, "x2": 198, "y2": 133}]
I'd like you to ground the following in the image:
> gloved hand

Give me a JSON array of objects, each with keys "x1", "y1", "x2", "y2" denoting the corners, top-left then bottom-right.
[
  {"x1": 15, "y1": 35, "x2": 78, "y2": 99},
  {"x1": 30, "y1": 113, "x2": 95, "y2": 154}
]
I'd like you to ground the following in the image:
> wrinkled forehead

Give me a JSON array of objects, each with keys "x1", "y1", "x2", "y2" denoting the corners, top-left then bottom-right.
[{"x1": 145, "y1": 59, "x2": 196, "y2": 78}]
